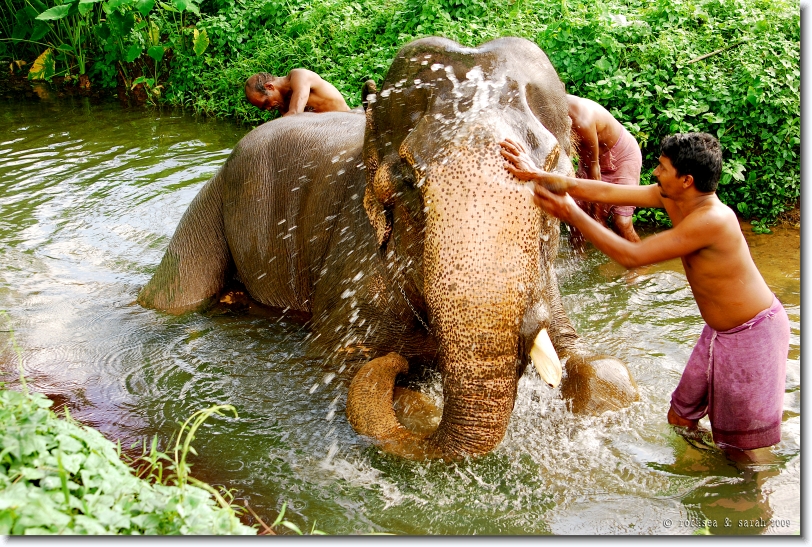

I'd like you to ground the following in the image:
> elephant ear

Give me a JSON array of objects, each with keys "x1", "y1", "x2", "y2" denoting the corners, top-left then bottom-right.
[
  {"x1": 363, "y1": 183, "x2": 391, "y2": 247},
  {"x1": 362, "y1": 79, "x2": 377, "y2": 111},
  {"x1": 362, "y1": 89, "x2": 396, "y2": 248}
]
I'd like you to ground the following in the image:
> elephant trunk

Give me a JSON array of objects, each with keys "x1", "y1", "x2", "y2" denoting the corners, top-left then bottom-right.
[{"x1": 347, "y1": 146, "x2": 542, "y2": 459}]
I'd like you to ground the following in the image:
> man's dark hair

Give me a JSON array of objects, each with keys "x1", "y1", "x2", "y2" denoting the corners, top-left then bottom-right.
[
  {"x1": 659, "y1": 132, "x2": 722, "y2": 193},
  {"x1": 245, "y1": 72, "x2": 274, "y2": 94}
]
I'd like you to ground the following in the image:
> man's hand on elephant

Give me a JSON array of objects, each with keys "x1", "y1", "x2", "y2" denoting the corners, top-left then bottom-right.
[
  {"x1": 499, "y1": 139, "x2": 542, "y2": 180},
  {"x1": 499, "y1": 139, "x2": 571, "y2": 194},
  {"x1": 532, "y1": 184, "x2": 578, "y2": 223}
]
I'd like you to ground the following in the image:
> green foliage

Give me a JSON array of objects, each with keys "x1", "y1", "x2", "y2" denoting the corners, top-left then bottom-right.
[
  {"x1": 0, "y1": 388, "x2": 256, "y2": 535},
  {"x1": 0, "y1": 313, "x2": 325, "y2": 536},
  {"x1": 2, "y1": 0, "x2": 209, "y2": 100},
  {"x1": 0, "y1": 311, "x2": 255, "y2": 535},
  {"x1": 1, "y1": 0, "x2": 798, "y2": 227},
  {"x1": 158, "y1": 0, "x2": 798, "y2": 227},
  {"x1": 530, "y1": 0, "x2": 799, "y2": 228}
]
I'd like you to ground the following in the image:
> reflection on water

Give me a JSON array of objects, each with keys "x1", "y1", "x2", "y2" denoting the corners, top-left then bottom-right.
[{"x1": 0, "y1": 96, "x2": 800, "y2": 535}]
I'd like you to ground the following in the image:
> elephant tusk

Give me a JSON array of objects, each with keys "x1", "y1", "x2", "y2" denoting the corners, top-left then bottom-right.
[{"x1": 530, "y1": 328, "x2": 562, "y2": 388}]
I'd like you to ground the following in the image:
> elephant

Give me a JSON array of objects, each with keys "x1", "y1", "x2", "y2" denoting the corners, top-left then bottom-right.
[{"x1": 138, "y1": 36, "x2": 639, "y2": 461}]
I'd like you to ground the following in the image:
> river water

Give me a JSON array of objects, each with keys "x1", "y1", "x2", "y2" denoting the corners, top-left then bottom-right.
[{"x1": 0, "y1": 94, "x2": 800, "y2": 535}]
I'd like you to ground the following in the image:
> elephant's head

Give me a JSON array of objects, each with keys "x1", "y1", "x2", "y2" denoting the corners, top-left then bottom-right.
[{"x1": 347, "y1": 37, "x2": 584, "y2": 460}]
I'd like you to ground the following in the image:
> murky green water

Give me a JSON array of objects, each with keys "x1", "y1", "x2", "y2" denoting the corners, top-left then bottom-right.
[{"x1": 0, "y1": 95, "x2": 800, "y2": 535}]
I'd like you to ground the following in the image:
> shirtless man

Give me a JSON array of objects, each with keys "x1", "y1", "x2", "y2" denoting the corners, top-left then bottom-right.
[
  {"x1": 500, "y1": 132, "x2": 789, "y2": 461},
  {"x1": 244, "y1": 69, "x2": 350, "y2": 116},
  {"x1": 567, "y1": 94, "x2": 642, "y2": 244}
]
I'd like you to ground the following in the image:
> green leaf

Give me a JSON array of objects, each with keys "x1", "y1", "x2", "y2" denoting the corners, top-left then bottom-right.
[
  {"x1": 157, "y1": 0, "x2": 178, "y2": 12},
  {"x1": 595, "y1": 56, "x2": 612, "y2": 72},
  {"x1": 193, "y1": 27, "x2": 208, "y2": 56},
  {"x1": 124, "y1": 43, "x2": 142, "y2": 62},
  {"x1": 11, "y1": 22, "x2": 31, "y2": 40},
  {"x1": 28, "y1": 48, "x2": 55, "y2": 80},
  {"x1": 147, "y1": 45, "x2": 164, "y2": 62},
  {"x1": 148, "y1": 20, "x2": 160, "y2": 45},
  {"x1": 106, "y1": 10, "x2": 135, "y2": 37},
  {"x1": 107, "y1": 0, "x2": 134, "y2": 10},
  {"x1": 36, "y1": 4, "x2": 72, "y2": 21},
  {"x1": 29, "y1": 0, "x2": 48, "y2": 13},
  {"x1": 135, "y1": 0, "x2": 155, "y2": 17},
  {"x1": 77, "y1": 0, "x2": 102, "y2": 16},
  {"x1": 18, "y1": 6, "x2": 36, "y2": 22}
]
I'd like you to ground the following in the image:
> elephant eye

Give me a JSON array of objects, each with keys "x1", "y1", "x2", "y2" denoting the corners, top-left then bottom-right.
[{"x1": 394, "y1": 161, "x2": 417, "y2": 189}]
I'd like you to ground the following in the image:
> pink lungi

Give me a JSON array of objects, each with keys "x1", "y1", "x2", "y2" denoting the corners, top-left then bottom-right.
[
  {"x1": 576, "y1": 127, "x2": 642, "y2": 217},
  {"x1": 670, "y1": 296, "x2": 790, "y2": 450}
]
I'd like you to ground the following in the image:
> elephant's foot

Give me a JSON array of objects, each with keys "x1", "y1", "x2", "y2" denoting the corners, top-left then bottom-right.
[
  {"x1": 393, "y1": 387, "x2": 441, "y2": 436},
  {"x1": 560, "y1": 355, "x2": 639, "y2": 415},
  {"x1": 346, "y1": 353, "x2": 442, "y2": 460}
]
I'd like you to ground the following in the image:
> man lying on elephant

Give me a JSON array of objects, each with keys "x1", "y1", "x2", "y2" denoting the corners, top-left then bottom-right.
[
  {"x1": 244, "y1": 69, "x2": 350, "y2": 116},
  {"x1": 566, "y1": 94, "x2": 642, "y2": 245},
  {"x1": 500, "y1": 132, "x2": 790, "y2": 463}
]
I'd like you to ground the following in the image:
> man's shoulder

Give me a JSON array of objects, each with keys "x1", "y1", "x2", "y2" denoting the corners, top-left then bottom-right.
[
  {"x1": 288, "y1": 68, "x2": 320, "y2": 81},
  {"x1": 682, "y1": 197, "x2": 739, "y2": 236}
]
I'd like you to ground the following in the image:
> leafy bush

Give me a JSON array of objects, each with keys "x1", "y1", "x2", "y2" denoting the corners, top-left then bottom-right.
[
  {"x1": 162, "y1": 0, "x2": 798, "y2": 228},
  {"x1": 0, "y1": 386, "x2": 256, "y2": 535},
  {"x1": 2, "y1": 0, "x2": 211, "y2": 102},
  {"x1": 1, "y1": 0, "x2": 799, "y2": 227},
  {"x1": 532, "y1": 0, "x2": 800, "y2": 231}
]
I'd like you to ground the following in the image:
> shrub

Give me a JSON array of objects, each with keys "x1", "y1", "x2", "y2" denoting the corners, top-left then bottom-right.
[{"x1": 0, "y1": 386, "x2": 257, "y2": 535}]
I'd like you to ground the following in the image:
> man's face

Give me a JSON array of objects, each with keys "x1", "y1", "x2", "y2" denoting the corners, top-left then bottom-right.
[
  {"x1": 653, "y1": 155, "x2": 683, "y2": 199},
  {"x1": 246, "y1": 85, "x2": 283, "y2": 111}
]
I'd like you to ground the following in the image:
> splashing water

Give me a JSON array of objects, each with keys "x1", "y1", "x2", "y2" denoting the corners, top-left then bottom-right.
[{"x1": 0, "y1": 95, "x2": 799, "y2": 536}]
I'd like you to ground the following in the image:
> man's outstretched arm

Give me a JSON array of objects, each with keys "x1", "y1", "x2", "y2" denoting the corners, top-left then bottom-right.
[
  {"x1": 532, "y1": 184, "x2": 714, "y2": 269},
  {"x1": 499, "y1": 139, "x2": 663, "y2": 209}
]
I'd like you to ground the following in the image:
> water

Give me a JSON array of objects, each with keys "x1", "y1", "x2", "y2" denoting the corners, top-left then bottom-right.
[{"x1": 0, "y1": 95, "x2": 800, "y2": 535}]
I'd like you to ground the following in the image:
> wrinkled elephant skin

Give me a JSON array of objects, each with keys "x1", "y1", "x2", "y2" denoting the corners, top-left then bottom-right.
[{"x1": 138, "y1": 36, "x2": 638, "y2": 460}]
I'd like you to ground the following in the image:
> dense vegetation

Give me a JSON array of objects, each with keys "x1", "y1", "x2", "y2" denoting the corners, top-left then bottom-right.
[
  {"x1": 0, "y1": 384, "x2": 256, "y2": 534},
  {"x1": 0, "y1": 0, "x2": 800, "y2": 228}
]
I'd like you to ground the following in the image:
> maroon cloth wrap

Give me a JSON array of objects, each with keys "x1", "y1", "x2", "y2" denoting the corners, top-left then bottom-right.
[{"x1": 670, "y1": 296, "x2": 790, "y2": 450}]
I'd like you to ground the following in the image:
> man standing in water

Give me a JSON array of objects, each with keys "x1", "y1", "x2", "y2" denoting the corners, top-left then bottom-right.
[
  {"x1": 244, "y1": 69, "x2": 350, "y2": 116},
  {"x1": 500, "y1": 132, "x2": 789, "y2": 462},
  {"x1": 567, "y1": 94, "x2": 642, "y2": 244}
]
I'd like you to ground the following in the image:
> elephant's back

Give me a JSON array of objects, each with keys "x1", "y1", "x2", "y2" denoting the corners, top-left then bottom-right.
[{"x1": 220, "y1": 112, "x2": 367, "y2": 312}]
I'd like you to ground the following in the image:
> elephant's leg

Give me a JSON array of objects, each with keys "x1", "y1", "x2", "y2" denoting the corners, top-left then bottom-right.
[
  {"x1": 137, "y1": 174, "x2": 231, "y2": 313},
  {"x1": 560, "y1": 355, "x2": 639, "y2": 415},
  {"x1": 542, "y1": 270, "x2": 638, "y2": 414},
  {"x1": 346, "y1": 353, "x2": 442, "y2": 460}
]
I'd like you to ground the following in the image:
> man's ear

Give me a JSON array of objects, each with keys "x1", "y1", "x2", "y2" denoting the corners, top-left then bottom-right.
[
  {"x1": 263, "y1": 82, "x2": 275, "y2": 91},
  {"x1": 682, "y1": 174, "x2": 694, "y2": 188}
]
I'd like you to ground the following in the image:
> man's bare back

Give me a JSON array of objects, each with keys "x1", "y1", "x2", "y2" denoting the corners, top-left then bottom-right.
[
  {"x1": 567, "y1": 94, "x2": 625, "y2": 179},
  {"x1": 244, "y1": 69, "x2": 350, "y2": 116},
  {"x1": 567, "y1": 94, "x2": 641, "y2": 243},
  {"x1": 499, "y1": 135, "x2": 773, "y2": 331}
]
